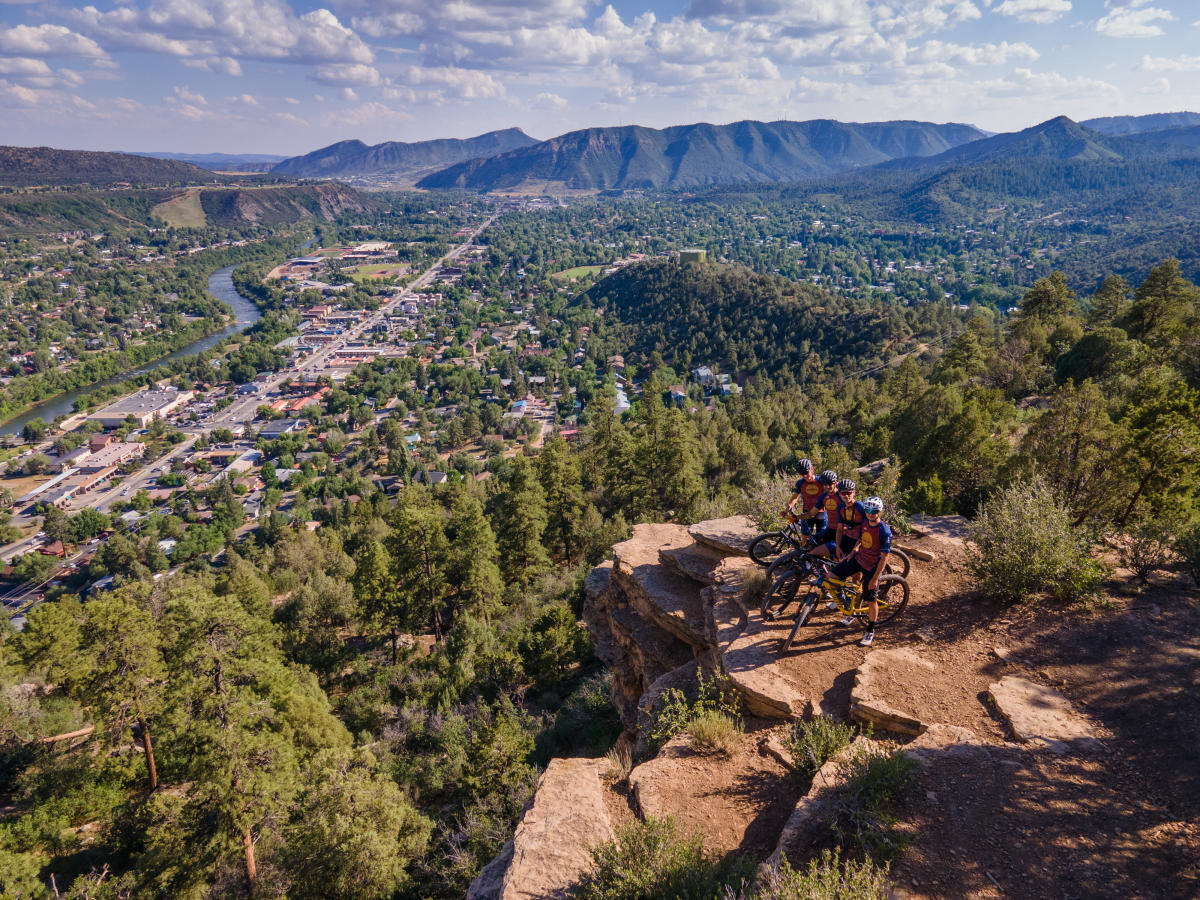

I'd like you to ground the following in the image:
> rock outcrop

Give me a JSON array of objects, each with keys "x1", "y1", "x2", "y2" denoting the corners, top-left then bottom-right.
[
  {"x1": 988, "y1": 675, "x2": 1101, "y2": 753},
  {"x1": 468, "y1": 758, "x2": 614, "y2": 900}
]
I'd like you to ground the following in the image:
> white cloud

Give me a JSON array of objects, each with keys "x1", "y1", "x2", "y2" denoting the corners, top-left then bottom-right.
[
  {"x1": 71, "y1": 0, "x2": 372, "y2": 66},
  {"x1": 992, "y1": 0, "x2": 1071, "y2": 24},
  {"x1": 183, "y1": 56, "x2": 244, "y2": 76},
  {"x1": 1138, "y1": 54, "x2": 1200, "y2": 72},
  {"x1": 533, "y1": 91, "x2": 568, "y2": 109},
  {"x1": 917, "y1": 39, "x2": 1039, "y2": 66},
  {"x1": 171, "y1": 85, "x2": 207, "y2": 106},
  {"x1": 0, "y1": 57, "x2": 53, "y2": 78},
  {"x1": 0, "y1": 24, "x2": 111, "y2": 62},
  {"x1": 313, "y1": 63, "x2": 381, "y2": 86},
  {"x1": 1095, "y1": 6, "x2": 1173, "y2": 38},
  {"x1": 0, "y1": 80, "x2": 40, "y2": 107}
]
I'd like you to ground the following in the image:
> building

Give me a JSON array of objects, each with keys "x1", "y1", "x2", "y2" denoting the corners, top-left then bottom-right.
[
  {"x1": 88, "y1": 389, "x2": 193, "y2": 428},
  {"x1": 78, "y1": 442, "x2": 144, "y2": 472}
]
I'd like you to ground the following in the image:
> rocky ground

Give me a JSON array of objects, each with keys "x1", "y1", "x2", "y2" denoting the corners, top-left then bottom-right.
[{"x1": 470, "y1": 516, "x2": 1200, "y2": 899}]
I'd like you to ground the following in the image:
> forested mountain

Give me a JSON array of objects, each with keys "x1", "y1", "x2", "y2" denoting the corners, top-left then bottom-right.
[
  {"x1": 581, "y1": 258, "x2": 955, "y2": 380},
  {"x1": 1084, "y1": 111, "x2": 1200, "y2": 135},
  {"x1": 197, "y1": 182, "x2": 376, "y2": 226},
  {"x1": 0, "y1": 146, "x2": 216, "y2": 187},
  {"x1": 887, "y1": 117, "x2": 1120, "y2": 171},
  {"x1": 416, "y1": 119, "x2": 986, "y2": 192},
  {"x1": 271, "y1": 129, "x2": 538, "y2": 179}
]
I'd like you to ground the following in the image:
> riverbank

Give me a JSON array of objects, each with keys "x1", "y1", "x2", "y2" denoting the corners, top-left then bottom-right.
[{"x1": 0, "y1": 264, "x2": 262, "y2": 436}]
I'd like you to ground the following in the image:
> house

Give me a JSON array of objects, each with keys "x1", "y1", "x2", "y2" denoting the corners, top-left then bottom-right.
[{"x1": 692, "y1": 366, "x2": 717, "y2": 388}]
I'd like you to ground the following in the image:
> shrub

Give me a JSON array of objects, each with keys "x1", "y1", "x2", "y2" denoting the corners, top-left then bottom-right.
[
  {"x1": 783, "y1": 717, "x2": 857, "y2": 778},
  {"x1": 1174, "y1": 523, "x2": 1200, "y2": 586},
  {"x1": 688, "y1": 710, "x2": 742, "y2": 756},
  {"x1": 606, "y1": 742, "x2": 633, "y2": 781},
  {"x1": 650, "y1": 671, "x2": 743, "y2": 751},
  {"x1": 741, "y1": 569, "x2": 769, "y2": 610},
  {"x1": 966, "y1": 476, "x2": 1107, "y2": 604},
  {"x1": 723, "y1": 850, "x2": 891, "y2": 900},
  {"x1": 829, "y1": 747, "x2": 917, "y2": 864},
  {"x1": 574, "y1": 817, "x2": 747, "y2": 900},
  {"x1": 742, "y1": 474, "x2": 796, "y2": 531},
  {"x1": 1118, "y1": 518, "x2": 1174, "y2": 584}
]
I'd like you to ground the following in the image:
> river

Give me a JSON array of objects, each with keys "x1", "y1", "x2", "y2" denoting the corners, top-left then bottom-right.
[{"x1": 0, "y1": 264, "x2": 263, "y2": 436}]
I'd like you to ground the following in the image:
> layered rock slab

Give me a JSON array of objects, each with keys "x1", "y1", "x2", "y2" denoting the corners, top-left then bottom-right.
[
  {"x1": 613, "y1": 524, "x2": 712, "y2": 650},
  {"x1": 687, "y1": 515, "x2": 759, "y2": 556},
  {"x1": 850, "y1": 648, "x2": 936, "y2": 736},
  {"x1": 714, "y1": 596, "x2": 812, "y2": 720},
  {"x1": 988, "y1": 675, "x2": 1100, "y2": 753},
  {"x1": 489, "y1": 758, "x2": 614, "y2": 900}
]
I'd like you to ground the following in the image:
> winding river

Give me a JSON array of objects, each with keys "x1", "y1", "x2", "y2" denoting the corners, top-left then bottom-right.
[{"x1": 0, "y1": 264, "x2": 263, "y2": 436}]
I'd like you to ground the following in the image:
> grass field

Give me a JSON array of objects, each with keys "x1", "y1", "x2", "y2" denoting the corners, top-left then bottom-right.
[
  {"x1": 152, "y1": 189, "x2": 206, "y2": 228},
  {"x1": 553, "y1": 264, "x2": 606, "y2": 281}
]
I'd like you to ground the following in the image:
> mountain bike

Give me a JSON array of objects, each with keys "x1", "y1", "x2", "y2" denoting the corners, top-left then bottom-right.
[
  {"x1": 778, "y1": 570, "x2": 909, "y2": 653},
  {"x1": 748, "y1": 513, "x2": 811, "y2": 566},
  {"x1": 759, "y1": 539, "x2": 911, "y2": 603}
]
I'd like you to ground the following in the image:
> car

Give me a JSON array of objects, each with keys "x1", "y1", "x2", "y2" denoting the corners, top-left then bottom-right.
[
  {"x1": 35, "y1": 531, "x2": 46, "y2": 538},
  {"x1": 121, "y1": 487, "x2": 131, "y2": 496}
]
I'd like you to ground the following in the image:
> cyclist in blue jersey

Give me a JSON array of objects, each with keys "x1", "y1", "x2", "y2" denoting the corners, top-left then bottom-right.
[{"x1": 783, "y1": 458, "x2": 827, "y2": 538}]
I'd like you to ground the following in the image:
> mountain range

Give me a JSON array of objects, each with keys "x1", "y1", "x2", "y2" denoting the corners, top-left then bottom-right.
[
  {"x1": 269, "y1": 128, "x2": 538, "y2": 180},
  {"x1": 414, "y1": 120, "x2": 987, "y2": 192},
  {"x1": 133, "y1": 151, "x2": 288, "y2": 173}
]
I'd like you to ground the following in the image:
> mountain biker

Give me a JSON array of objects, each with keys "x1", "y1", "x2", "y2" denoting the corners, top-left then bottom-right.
[
  {"x1": 833, "y1": 478, "x2": 865, "y2": 560},
  {"x1": 805, "y1": 470, "x2": 842, "y2": 560},
  {"x1": 783, "y1": 458, "x2": 826, "y2": 538},
  {"x1": 830, "y1": 495, "x2": 892, "y2": 647}
]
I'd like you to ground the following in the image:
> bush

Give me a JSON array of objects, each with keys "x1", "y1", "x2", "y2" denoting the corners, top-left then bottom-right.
[
  {"x1": 723, "y1": 850, "x2": 891, "y2": 900},
  {"x1": 966, "y1": 476, "x2": 1107, "y2": 604},
  {"x1": 688, "y1": 710, "x2": 742, "y2": 756},
  {"x1": 606, "y1": 742, "x2": 633, "y2": 781},
  {"x1": 574, "y1": 817, "x2": 748, "y2": 900},
  {"x1": 829, "y1": 747, "x2": 917, "y2": 864},
  {"x1": 741, "y1": 474, "x2": 795, "y2": 531},
  {"x1": 783, "y1": 717, "x2": 857, "y2": 778},
  {"x1": 1118, "y1": 518, "x2": 1174, "y2": 584},
  {"x1": 650, "y1": 671, "x2": 743, "y2": 751},
  {"x1": 1174, "y1": 523, "x2": 1200, "y2": 586}
]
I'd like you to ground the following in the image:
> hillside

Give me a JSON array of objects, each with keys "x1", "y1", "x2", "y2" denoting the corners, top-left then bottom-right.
[
  {"x1": 1084, "y1": 111, "x2": 1200, "y2": 135},
  {"x1": 271, "y1": 128, "x2": 538, "y2": 179},
  {"x1": 581, "y1": 257, "x2": 940, "y2": 379},
  {"x1": 417, "y1": 119, "x2": 986, "y2": 192},
  {"x1": 0, "y1": 182, "x2": 374, "y2": 236},
  {"x1": 0, "y1": 145, "x2": 215, "y2": 187},
  {"x1": 888, "y1": 116, "x2": 1121, "y2": 172}
]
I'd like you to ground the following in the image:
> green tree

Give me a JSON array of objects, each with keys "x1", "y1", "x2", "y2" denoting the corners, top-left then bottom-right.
[
  {"x1": 1118, "y1": 373, "x2": 1200, "y2": 523},
  {"x1": 539, "y1": 435, "x2": 585, "y2": 564},
  {"x1": 445, "y1": 490, "x2": 503, "y2": 621},
  {"x1": 75, "y1": 590, "x2": 165, "y2": 789},
  {"x1": 1123, "y1": 259, "x2": 1199, "y2": 350},
  {"x1": 492, "y1": 457, "x2": 550, "y2": 586},
  {"x1": 280, "y1": 748, "x2": 432, "y2": 900},
  {"x1": 387, "y1": 488, "x2": 450, "y2": 640}
]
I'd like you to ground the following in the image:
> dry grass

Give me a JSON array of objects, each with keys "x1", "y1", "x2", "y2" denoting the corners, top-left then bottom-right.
[{"x1": 688, "y1": 710, "x2": 742, "y2": 756}]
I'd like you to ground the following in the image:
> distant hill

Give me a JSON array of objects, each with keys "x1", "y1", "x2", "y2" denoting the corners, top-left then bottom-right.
[
  {"x1": 1083, "y1": 112, "x2": 1200, "y2": 135},
  {"x1": 0, "y1": 145, "x2": 216, "y2": 187},
  {"x1": 887, "y1": 117, "x2": 1121, "y2": 172},
  {"x1": 0, "y1": 182, "x2": 374, "y2": 237},
  {"x1": 134, "y1": 151, "x2": 288, "y2": 173},
  {"x1": 271, "y1": 128, "x2": 538, "y2": 180},
  {"x1": 416, "y1": 119, "x2": 986, "y2": 192}
]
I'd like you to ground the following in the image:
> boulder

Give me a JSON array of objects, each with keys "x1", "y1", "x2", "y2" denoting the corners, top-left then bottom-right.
[
  {"x1": 466, "y1": 841, "x2": 514, "y2": 900},
  {"x1": 660, "y1": 541, "x2": 728, "y2": 585},
  {"x1": 987, "y1": 676, "x2": 1101, "y2": 754},
  {"x1": 497, "y1": 758, "x2": 614, "y2": 900},
  {"x1": 687, "y1": 515, "x2": 759, "y2": 556},
  {"x1": 714, "y1": 597, "x2": 812, "y2": 720}
]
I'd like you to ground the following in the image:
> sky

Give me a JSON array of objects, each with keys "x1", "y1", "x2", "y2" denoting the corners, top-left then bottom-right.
[{"x1": 1, "y1": 0, "x2": 1199, "y2": 155}]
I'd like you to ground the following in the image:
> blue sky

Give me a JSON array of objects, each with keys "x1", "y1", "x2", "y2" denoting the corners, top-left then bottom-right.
[{"x1": 1, "y1": 0, "x2": 1197, "y2": 154}]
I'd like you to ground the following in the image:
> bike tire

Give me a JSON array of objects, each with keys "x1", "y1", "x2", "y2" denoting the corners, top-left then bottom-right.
[
  {"x1": 761, "y1": 566, "x2": 805, "y2": 620},
  {"x1": 749, "y1": 531, "x2": 789, "y2": 566},
  {"x1": 764, "y1": 547, "x2": 805, "y2": 585},
  {"x1": 870, "y1": 574, "x2": 910, "y2": 627},
  {"x1": 885, "y1": 547, "x2": 912, "y2": 579},
  {"x1": 782, "y1": 587, "x2": 820, "y2": 651}
]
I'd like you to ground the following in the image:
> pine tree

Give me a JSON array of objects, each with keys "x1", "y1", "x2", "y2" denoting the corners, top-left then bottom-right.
[
  {"x1": 492, "y1": 456, "x2": 550, "y2": 586},
  {"x1": 539, "y1": 435, "x2": 585, "y2": 564},
  {"x1": 352, "y1": 540, "x2": 406, "y2": 662},
  {"x1": 446, "y1": 489, "x2": 503, "y2": 621},
  {"x1": 387, "y1": 488, "x2": 450, "y2": 640}
]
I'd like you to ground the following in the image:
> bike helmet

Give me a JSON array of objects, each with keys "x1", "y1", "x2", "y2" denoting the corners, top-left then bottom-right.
[
  {"x1": 796, "y1": 458, "x2": 813, "y2": 474},
  {"x1": 863, "y1": 496, "x2": 884, "y2": 514},
  {"x1": 817, "y1": 470, "x2": 838, "y2": 486},
  {"x1": 837, "y1": 478, "x2": 857, "y2": 493}
]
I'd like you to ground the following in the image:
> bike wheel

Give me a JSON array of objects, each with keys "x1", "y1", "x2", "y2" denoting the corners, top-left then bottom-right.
[
  {"x1": 885, "y1": 547, "x2": 911, "y2": 579},
  {"x1": 749, "y1": 531, "x2": 789, "y2": 566},
  {"x1": 764, "y1": 547, "x2": 805, "y2": 585},
  {"x1": 761, "y1": 566, "x2": 805, "y2": 620},
  {"x1": 870, "y1": 574, "x2": 910, "y2": 627},
  {"x1": 782, "y1": 587, "x2": 820, "y2": 651}
]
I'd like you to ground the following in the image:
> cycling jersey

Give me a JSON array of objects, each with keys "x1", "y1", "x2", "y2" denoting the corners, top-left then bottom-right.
[
  {"x1": 820, "y1": 489, "x2": 840, "y2": 524},
  {"x1": 855, "y1": 520, "x2": 893, "y2": 571},
  {"x1": 793, "y1": 478, "x2": 825, "y2": 517},
  {"x1": 836, "y1": 499, "x2": 866, "y2": 541}
]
